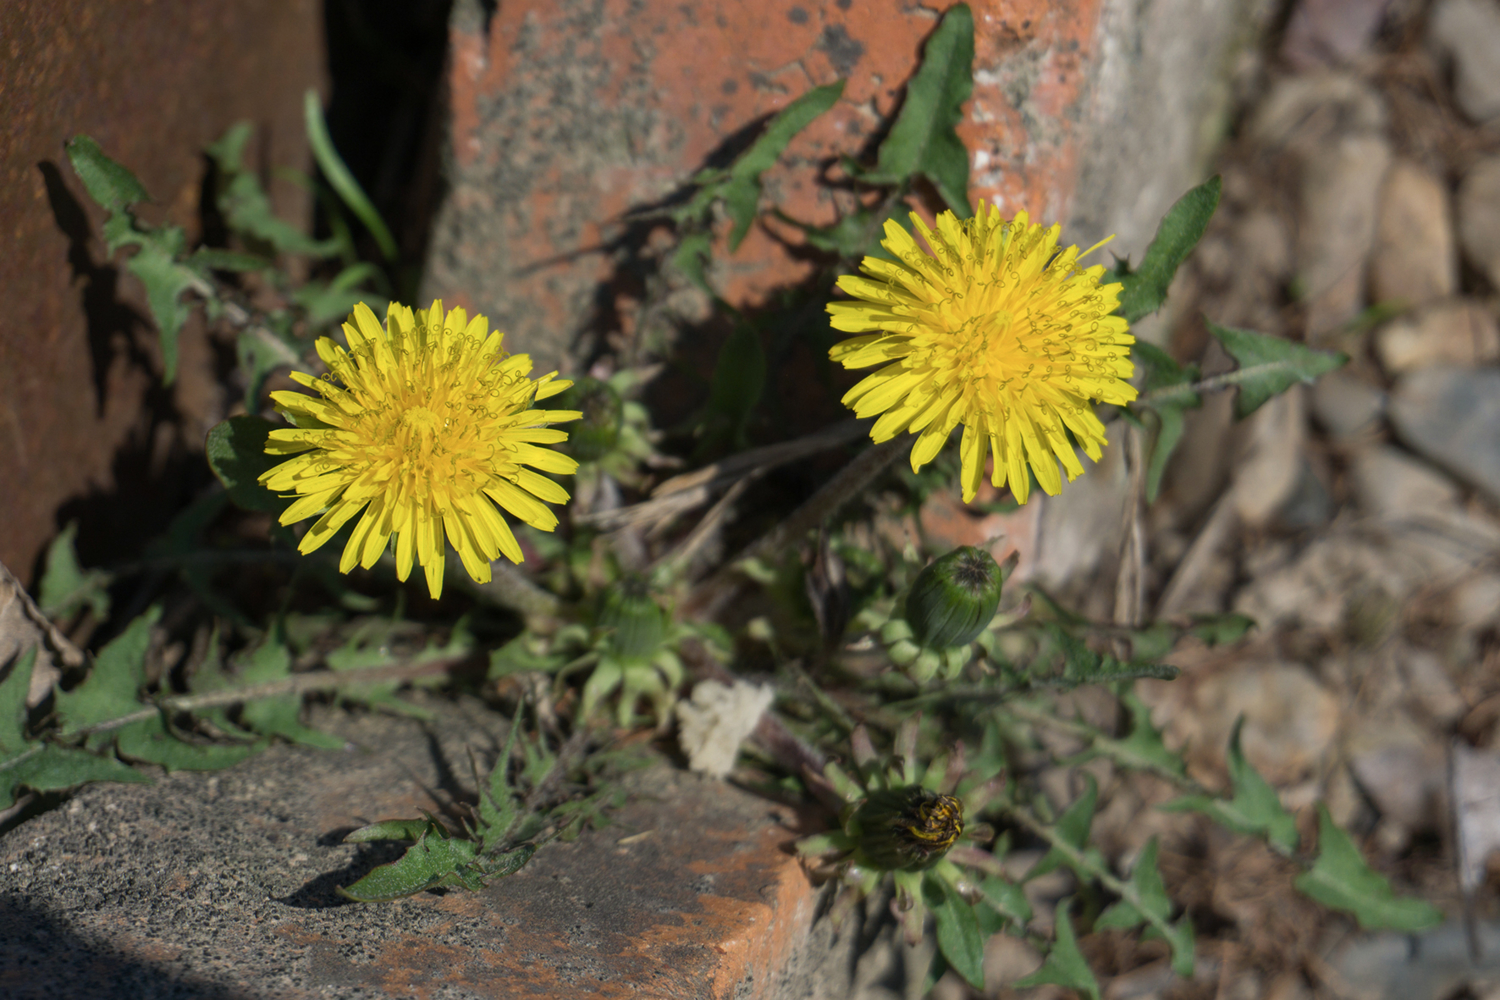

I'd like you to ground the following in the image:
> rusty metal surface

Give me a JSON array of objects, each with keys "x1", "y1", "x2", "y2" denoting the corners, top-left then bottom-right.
[{"x1": 0, "y1": 0, "x2": 322, "y2": 584}]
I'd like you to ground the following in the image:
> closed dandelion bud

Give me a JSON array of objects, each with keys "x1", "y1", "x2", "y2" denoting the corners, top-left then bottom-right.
[
  {"x1": 554, "y1": 377, "x2": 623, "y2": 462},
  {"x1": 850, "y1": 787, "x2": 965, "y2": 871},
  {"x1": 904, "y1": 546, "x2": 1003, "y2": 649},
  {"x1": 596, "y1": 578, "x2": 665, "y2": 659}
]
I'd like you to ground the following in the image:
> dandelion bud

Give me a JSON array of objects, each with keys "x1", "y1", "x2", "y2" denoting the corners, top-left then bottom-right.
[
  {"x1": 595, "y1": 577, "x2": 666, "y2": 659},
  {"x1": 850, "y1": 787, "x2": 964, "y2": 871},
  {"x1": 554, "y1": 377, "x2": 623, "y2": 462},
  {"x1": 904, "y1": 546, "x2": 1003, "y2": 649}
]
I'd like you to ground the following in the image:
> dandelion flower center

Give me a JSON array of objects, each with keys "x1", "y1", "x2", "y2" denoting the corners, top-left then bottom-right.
[
  {"x1": 259, "y1": 300, "x2": 581, "y2": 599},
  {"x1": 827, "y1": 205, "x2": 1137, "y2": 503}
]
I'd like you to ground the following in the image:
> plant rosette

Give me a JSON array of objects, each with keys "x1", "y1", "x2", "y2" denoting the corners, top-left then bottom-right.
[{"x1": 796, "y1": 717, "x2": 1013, "y2": 947}]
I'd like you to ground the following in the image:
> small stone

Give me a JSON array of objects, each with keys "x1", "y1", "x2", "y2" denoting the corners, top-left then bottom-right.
[
  {"x1": 1281, "y1": 0, "x2": 1398, "y2": 69},
  {"x1": 1191, "y1": 662, "x2": 1340, "y2": 785},
  {"x1": 1299, "y1": 133, "x2": 1392, "y2": 340},
  {"x1": 1348, "y1": 444, "x2": 1461, "y2": 520},
  {"x1": 1457, "y1": 155, "x2": 1500, "y2": 289},
  {"x1": 1374, "y1": 298, "x2": 1500, "y2": 373},
  {"x1": 1429, "y1": 0, "x2": 1500, "y2": 124},
  {"x1": 1311, "y1": 370, "x2": 1386, "y2": 438},
  {"x1": 1348, "y1": 733, "x2": 1446, "y2": 833},
  {"x1": 1390, "y1": 366, "x2": 1500, "y2": 504},
  {"x1": 1369, "y1": 160, "x2": 1456, "y2": 307},
  {"x1": 1249, "y1": 72, "x2": 1388, "y2": 150}
]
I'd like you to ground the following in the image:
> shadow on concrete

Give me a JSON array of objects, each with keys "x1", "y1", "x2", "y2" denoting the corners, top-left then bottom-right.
[
  {"x1": 276, "y1": 837, "x2": 411, "y2": 909},
  {"x1": 0, "y1": 894, "x2": 250, "y2": 1000}
]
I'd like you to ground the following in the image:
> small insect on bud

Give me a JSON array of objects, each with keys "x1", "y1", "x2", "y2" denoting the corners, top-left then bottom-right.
[
  {"x1": 850, "y1": 787, "x2": 965, "y2": 871},
  {"x1": 904, "y1": 546, "x2": 1004, "y2": 649},
  {"x1": 595, "y1": 577, "x2": 666, "y2": 659},
  {"x1": 553, "y1": 377, "x2": 623, "y2": 462}
]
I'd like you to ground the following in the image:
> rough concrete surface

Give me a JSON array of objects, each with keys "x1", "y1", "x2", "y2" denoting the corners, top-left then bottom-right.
[{"x1": 0, "y1": 699, "x2": 851, "y2": 1000}]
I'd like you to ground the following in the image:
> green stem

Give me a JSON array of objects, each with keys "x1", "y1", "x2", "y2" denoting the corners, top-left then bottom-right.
[
  {"x1": 72, "y1": 655, "x2": 463, "y2": 738},
  {"x1": 1140, "y1": 359, "x2": 1312, "y2": 407},
  {"x1": 1004, "y1": 801, "x2": 1180, "y2": 946},
  {"x1": 997, "y1": 701, "x2": 1210, "y2": 797}
]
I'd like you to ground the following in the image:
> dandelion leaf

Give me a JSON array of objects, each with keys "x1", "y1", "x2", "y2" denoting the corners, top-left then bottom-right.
[
  {"x1": 114, "y1": 716, "x2": 263, "y2": 771},
  {"x1": 55, "y1": 609, "x2": 159, "y2": 736},
  {"x1": 1294, "y1": 805, "x2": 1443, "y2": 931},
  {"x1": 1162, "y1": 716, "x2": 1299, "y2": 854},
  {"x1": 865, "y1": 4, "x2": 974, "y2": 215},
  {"x1": 207, "y1": 417, "x2": 293, "y2": 515},
  {"x1": 38, "y1": 522, "x2": 111, "y2": 622},
  {"x1": 235, "y1": 642, "x2": 344, "y2": 750},
  {"x1": 1013, "y1": 898, "x2": 1101, "y2": 1000},
  {"x1": 1189, "y1": 612, "x2": 1255, "y2": 646},
  {"x1": 925, "y1": 874, "x2": 986, "y2": 990},
  {"x1": 65, "y1": 135, "x2": 149, "y2": 212},
  {"x1": 1131, "y1": 341, "x2": 1202, "y2": 502},
  {"x1": 721, "y1": 80, "x2": 844, "y2": 249},
  {"x1": 1206, "y1": 321, "x2": 1347, "y2": 419},
  {"x1": 1, "y1": 745, "x2": 151, "y2": 811},
  {"x1": 1028, "y1": 774, "x2": 1107, "y2": 881},
  {"x1": 1115, "y1": 176, "x2": 1222, "y2": 323}
]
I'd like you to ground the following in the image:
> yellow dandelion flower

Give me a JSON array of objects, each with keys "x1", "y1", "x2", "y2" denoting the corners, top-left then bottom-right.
[
  {"x1": 827, "y1": 206, "x2": 1137, "y2": 504},
  {"x1": 259, "y1": 300, "x2": 581, "y2": 599}
]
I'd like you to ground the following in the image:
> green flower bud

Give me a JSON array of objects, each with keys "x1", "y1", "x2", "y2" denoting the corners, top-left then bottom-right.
[
  {"x1": 904, "y1": 546, "x2": 1004, "y2": 649},
  {"x1": 595, "y1": 578, "x2": 666, "y2": 659},
  {"x1": 850, "y1": 787, "x2": 965, "y2": 871},
  {"x1": 553, "y1": 377, "x2": 623, "y2": 462}
]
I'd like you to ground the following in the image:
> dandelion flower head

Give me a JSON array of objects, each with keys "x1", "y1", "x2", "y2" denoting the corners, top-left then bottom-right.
[
  {"x1": 828, "y1": 206, "x2": 1137, "y2": 503},
  {"x1": 260, "y1": 301, "x2": 580, "y2": 599}
]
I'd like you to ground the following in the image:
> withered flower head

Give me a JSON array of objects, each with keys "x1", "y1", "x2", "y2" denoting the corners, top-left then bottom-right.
[{"x1": 851, "y1": 786, "x2": 965, "y2": 871}]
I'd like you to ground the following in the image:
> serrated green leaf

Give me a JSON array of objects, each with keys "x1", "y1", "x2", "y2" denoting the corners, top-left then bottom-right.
[
  {"x1": 206, "y1": 416, "x2": 290, "y2": 514},
  {"x1": 1028, "y1": 774, "x2": 1106, "y2": 881},
  {"x1": 1206, "y1": 321, "x2": 1348, "y2": 419},
  {"x1": 1047, "y1": 624, "x2": 1179, "y2": 687},
  {"x1": 1161, "y1": 717, "x2": 1299, "y2": 854},
  {"x1": 701, "y1": 321, "x2": 766, "y2": 453},
  {"x1": 294, "y1": 263, "x2": 385, "y2": 328},
  {"x1": 1013, "y1": 897, "x2": 1101, "y2": 1000},
  {"x1": 0, "y1": 744, "x2": 151, "y2": 810},
  {"x1": 305, "y1": 90, "x2": 397, "y2": 261},
  {"x1": 478, "y1": 705, "x2": 526, "y2": 848},
  {"x1": 344, "y1": 818, "x2": 435, "y2": 843},
  {"x1": 1189, "y1": 612, "x2": 1255, "y2": 646},
  {"x1": 235, "y1": 642, "x2": 344, "y2": 750},
  {"x1": 1115, "y1": 176, "x2": 1222, "y2": 323},
  {"x1": 1294, "y1": 804, "x2": 1443, "y2": 931},
  {"x1": 1131, "y1": 341, "x2": 1202, "y2": 503},
  {"x1": 488, "y1": 637, "x2": 568, "y2": 680},
  {"x1": 56, "y1": 609, "x2": 160, "y2": 735},
  {"x1": 1111, "y1": 687, "x2": 1187, "y2": 779},
  {"x1": 124, "y1": 239, "x2": 201, "y2": 384},
  {"x1": 1095, "y1": 837, "x2": 1172, "y2": 931},
  {"x1": 0, "y1": 649, "x2": 37, "y2": 757},
  {"x1": 865, "y1": 4, "x2": 974, "y2": 215},
  {"x1": 37, "y1": 522, "x2": 111, "y2": 622},
  {"x1": 188, "y1": 248, "x2": 272, "y2": 272},
  {"x1": 926, "y1": 874, "x2": 987, "y2": 990},
  {"x1": 980, "y1": 874, "x2": 1033, "y2": 926},
  {"x1": 672, "y1": 230, "x2": 714, "y2": 291},
  {"x1": 66, "y1": 135, "x2": 149, "y2": 212},
  {"x1": 720, "y1": 81, "x2": 844, "y2": 249},
  {"x1": 114, "y1": 716, "x2": 263, "y2": 771},
  {"x1": 337, "y1": 827, "x2": 536, "y2": 903}
]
